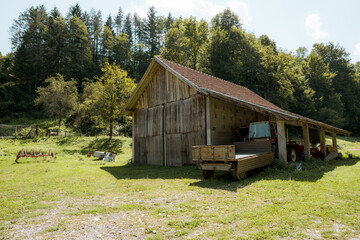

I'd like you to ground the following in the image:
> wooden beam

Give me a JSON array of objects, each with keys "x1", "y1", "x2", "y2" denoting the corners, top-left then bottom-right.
[
  {"x1": 132, "y1": 112, "x2": 135, "y2": 164},
  {"x1": 320, "y1": 129, "x2": 326, "y2": 155},
  {"x1": 206, "y1": 96, "x2": 211, "y2": 145},
  {"x1": 332, "y1": 133, "x2": 337, "y2": 151},
  {"x1": 302, "y1": 124, "x2": 311, "y2": 160},
  {"x1": 276, "y1": 121, "x2": 287, "y2": 165},
  {"x1": 163, "y1": 104, "x2": 167, "y2": 167}
]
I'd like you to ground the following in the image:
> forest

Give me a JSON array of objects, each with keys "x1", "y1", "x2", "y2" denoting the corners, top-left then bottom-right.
[{"x1": 1, "y1": 4, "x2": 360, "y2": 135}]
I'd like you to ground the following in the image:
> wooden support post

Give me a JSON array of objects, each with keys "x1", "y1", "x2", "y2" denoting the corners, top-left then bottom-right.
[
  {"x1": 276, "y1": 121, "x2": 287, "y2": 165},
  {"x1": 332, "y1": 133, "x2": 337, "y2": 151},
  {"x1": 319, "y1": 129, "x2": 326, "y2": 155},
  {"x1": 206, "y1": 96, "x2": 211, "y2": 145},
  {"x1": 302, "y1": 124, "x2": 311, "y2": 161}
]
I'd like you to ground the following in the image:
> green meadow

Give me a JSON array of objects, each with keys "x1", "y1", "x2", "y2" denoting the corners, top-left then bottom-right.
[{"x1": 0, "y1": 135, "x2": 359, "y2": 239}]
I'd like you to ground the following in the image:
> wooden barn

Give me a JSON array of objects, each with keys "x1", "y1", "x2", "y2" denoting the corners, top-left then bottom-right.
[{"x1": 123, "y1": 57, "x2": 350, "y2": 166}]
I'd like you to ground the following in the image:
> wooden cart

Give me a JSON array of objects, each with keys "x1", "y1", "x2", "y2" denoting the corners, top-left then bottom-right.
[{"x1": 192, "y1": 141, "x2": 274, "y2": 180}]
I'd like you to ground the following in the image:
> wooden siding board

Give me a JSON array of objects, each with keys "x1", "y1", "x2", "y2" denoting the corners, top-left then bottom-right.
[
  {"x1": 146, "y1": 136, "x2": 163, "y2": 165},
  {"x1": 134, "y1": 137, "x2": 147, "y2": 164},
  {"x1": 134, "y1": 66, "x2": 207, "y2": 166}
]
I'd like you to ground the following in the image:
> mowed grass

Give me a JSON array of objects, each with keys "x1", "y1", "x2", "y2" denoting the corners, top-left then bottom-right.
[{"x1": 0, "y1": 135, "x2": 359, "y2": 239}]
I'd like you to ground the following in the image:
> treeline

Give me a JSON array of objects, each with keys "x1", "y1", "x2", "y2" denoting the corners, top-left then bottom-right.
[
  {"x1": 0, "y1": 4, "x2": 172, "y2": 122},
  {"x1": 1, "y1": 5, "x2": 360, "y2": 135}
]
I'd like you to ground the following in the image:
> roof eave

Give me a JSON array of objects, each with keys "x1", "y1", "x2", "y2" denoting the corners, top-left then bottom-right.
[
  {"x1": 204, "y1": 88, "x2": 350, "y2": 136},
  {"x1": 123, "y1": 59, "x2": 159, "y2": 112}
]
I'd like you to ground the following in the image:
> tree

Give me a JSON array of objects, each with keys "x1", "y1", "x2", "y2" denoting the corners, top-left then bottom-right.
[
  {"x1": 105, "y1": 15, "x2": 114, "y2": 35},
  {"x1": 115, "y1": 8, "x2": 123, "y2": 35},
  {"x1": 89, "y1": 9, "x2": 103, "y2": 65},
  {"x1": 113, "y1": 33, "x2": 130, "y2": 67},
  {"x1": 303, "y1": 52, "x2": 345, "y2": 126},
  {"x1": 144, "y1": 6, "x2": 161, "y2": 57},
  {"x1": 208, "y1": 13, "x2": 262, "y2": 90},
  {"x1": 67, "y1": 3, "x2": 82, "y2": 19},
  {"x1": 66, "y1": 16, "x2": 92, "y2": 84},
  {"x1": 11, "y1": 5, "x2": 48, "y2": 92},
  {"x1": 211, "y1": 8, "x2": 241, "y2": 31},
  {"x1": 82, "y1": 62, "x2": 136, "y2": 139},
  {"x1": 101, "y1": 26, "x2": 114, "y2": 62},
  {"x1": 311, "y1": 43, "x2": 358, "y2": 129},
  {"x1": 35, "y1": 74, "x2": 78, "y2": 129},
  {"x1": 43, "y1": 8, "x2": 68, "y2": 76},
  {"x1": 123, "y1": 14, "x2": 133, "y2": 45},
  {"x1": 161, "y1": 17, "x2": 209, "y2": 69}
]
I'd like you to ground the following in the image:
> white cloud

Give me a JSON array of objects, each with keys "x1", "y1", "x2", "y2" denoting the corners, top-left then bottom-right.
[
  {"x1": 128, "y1": 5, "x2": 147, "y2": 18},
  {"x1": 305, "y1": 14, "x2": 328, "y2": 39},
  {"x1": 133, "y1": 0, "x2": 252, "y2": 25},
  {"x1": 354, "y1": 43, "x2": 360, "y2": 57}
]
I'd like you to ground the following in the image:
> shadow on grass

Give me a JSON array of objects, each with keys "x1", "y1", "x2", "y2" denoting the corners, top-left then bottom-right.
[
  {"x1": 191, "y1": 158, "x2": 360, "y2": 191},
  {"x1": 101, "y1": 164, "x2": 200, "y2": 180},
  {"x1": 85, "y1": 138, "x2": 124, "y2": 154},
  {"x1": 58, "y1": 137, "x2": 125, "y2": 155},
  {"x1": 101, "y1": 158, "x2": 360, "y2": 192}
]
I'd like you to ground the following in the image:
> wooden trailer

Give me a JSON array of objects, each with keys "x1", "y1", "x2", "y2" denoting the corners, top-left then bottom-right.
[{"x1": 192, "y1": 141, "x2": 274, "y2": 180}]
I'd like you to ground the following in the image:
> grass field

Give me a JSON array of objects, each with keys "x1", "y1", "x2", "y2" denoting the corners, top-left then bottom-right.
[{"x1": 0, "y1": 135, "x2": 359, "y2": 239}]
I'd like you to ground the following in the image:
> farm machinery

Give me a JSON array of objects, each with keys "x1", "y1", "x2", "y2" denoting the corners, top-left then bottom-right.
[
  {"x1": 247, "y1": 121, "x2": 331, "y2": 162},
  {"x1": 15, "y1": 147, "x2": 56, "y2": 163}
]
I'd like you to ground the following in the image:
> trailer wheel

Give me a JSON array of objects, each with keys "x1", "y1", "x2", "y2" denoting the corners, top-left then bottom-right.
[
  {"x1": 288, "y1": 148, "x2": 297, "y2": 162},
  {"x1": 232, "y1": 170, "x2": 247, "y2": 180},
  {"x1": 202, "y1": 170, "x2": 214, "y2": 179}
]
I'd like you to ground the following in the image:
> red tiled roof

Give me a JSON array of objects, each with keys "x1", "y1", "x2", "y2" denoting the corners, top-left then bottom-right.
[
  {"x1": 156, "y1": 57, "x2": 350, "y2": 135},
  {"x1": 158, "y1": 58, "x2": 283, "y2": 111}
]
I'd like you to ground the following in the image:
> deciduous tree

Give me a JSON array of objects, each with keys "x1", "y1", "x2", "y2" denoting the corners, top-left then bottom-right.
[
  {"x1": 35, "y1": 74, "x2": 78, "y2": 129},
  {"x1": 82, "y1": 63, "x2": 135, "y2": 139}
]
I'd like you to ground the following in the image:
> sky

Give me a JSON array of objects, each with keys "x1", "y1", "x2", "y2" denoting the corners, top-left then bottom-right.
[{"x1": 1, "y1": 0, "x2": 360, "y2": 63}]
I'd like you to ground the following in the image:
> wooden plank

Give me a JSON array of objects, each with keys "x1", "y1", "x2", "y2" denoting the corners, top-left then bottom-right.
[
  {"x1": 200, "y1": 146, "x2": 213, "y2": 160},
  {"x1": 146, "y1": 136, "x2": 163, "y2": 165},
  {"x1": 237, "y1": 152, "x2": 274, "y2": 172},
  {"x1": 134, "y1": 109, "x2": 147, "y2": 138},
  {"x1": 302, "y1": 124, "x2": 311, "y2": 161},
  {"x1": 277, "y1": 121, "x2": 287, "y2": 165},
  {"x1": 319, "y1": 129, "x2": 326, "y2": 155},
  {"x1": 181, "y1": 133, "x2": 188, "y2": 165},
  {"x1": 234, "y1": 141, "x2": 271, "y2": 153},
  {"x1": 132, "y1": 112, "x2": 135, "y2": 163},
  {"x1": 160, "y1": 68, "x2": 166, "y2": 104},
  {"x1": 192, "y1": 145, "x2": 201, "y2": 161},
  {"x1": 332, "y1": 133, "x2": 337, "y2": 151},
  {"x1": 166, "y1": 133, "x2": 183, "y2": 167},
  {"x1": 200, "y1": 163, "x2": 233, "y2": 171},
  {"x1": 147, "y1": 107, "x2": 153, "y2": 137},
  {"x1": 134, "y1": 137, "x2": 147, "y2": 164},
  {"x1": 163, "y1": 104, "x2": 167, "y2": 166}
]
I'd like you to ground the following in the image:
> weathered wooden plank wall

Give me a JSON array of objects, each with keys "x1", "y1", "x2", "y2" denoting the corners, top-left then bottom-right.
[
  {"x1": 165, "y1": 94, "x2": 205, "y2": 166},
  {"x1": 210, "y1": 97, "x2": 268, "y2": 145},
  {"x1": 133, "y1": 65, "x2": 206, "y2": 166}
]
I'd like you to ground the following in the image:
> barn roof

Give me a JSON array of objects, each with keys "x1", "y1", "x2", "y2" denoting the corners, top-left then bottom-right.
[{"x1": 124, "y1": 57, "x2": 350, "y2": 135}]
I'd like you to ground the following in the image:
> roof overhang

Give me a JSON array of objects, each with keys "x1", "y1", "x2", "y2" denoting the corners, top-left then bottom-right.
[{"x1": 204, "y1": 89, "x2": 351, "y2": 136}]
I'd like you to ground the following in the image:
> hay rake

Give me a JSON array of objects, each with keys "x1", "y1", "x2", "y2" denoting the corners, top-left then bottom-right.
[{"x1": 15, "y1": 147, "x2": 56, "y2": 163}]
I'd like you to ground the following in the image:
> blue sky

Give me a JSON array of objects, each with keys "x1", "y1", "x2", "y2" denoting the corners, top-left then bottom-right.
[{"x1": 1, "y1": 0, "x2": 360, "y2": 63}]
